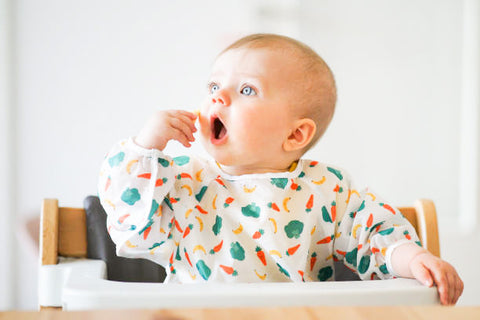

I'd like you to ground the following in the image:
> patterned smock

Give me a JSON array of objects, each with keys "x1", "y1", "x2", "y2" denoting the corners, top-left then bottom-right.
[{"x1": 98, "y1": 138, "x2": 421, "y2": 283}]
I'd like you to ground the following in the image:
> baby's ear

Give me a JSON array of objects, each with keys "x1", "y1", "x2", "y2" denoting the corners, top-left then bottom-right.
[{"x1": 283, "y1": 118, "x2": 316, "y2": 152}]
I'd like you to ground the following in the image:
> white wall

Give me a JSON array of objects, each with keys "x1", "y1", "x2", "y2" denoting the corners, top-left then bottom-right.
[
  {"x1": 0, "y1": 0, "x2": 15, "y2": 310},
  {"x1": 3, "y1": 0, "x2": 479, "y2": 309}
]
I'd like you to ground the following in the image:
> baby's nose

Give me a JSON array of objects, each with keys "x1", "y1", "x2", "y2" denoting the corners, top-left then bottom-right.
[
  {"x1": 212, "y1": 91, "x2": 230, "y2": 106},
  {"x1": 212, "y1": 97, "x2": 225, "y2": 104}
]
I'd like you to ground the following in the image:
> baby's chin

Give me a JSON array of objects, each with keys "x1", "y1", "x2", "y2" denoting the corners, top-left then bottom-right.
[{"x1": 199, "y1": 137, "x2": 234, "y2": 165}]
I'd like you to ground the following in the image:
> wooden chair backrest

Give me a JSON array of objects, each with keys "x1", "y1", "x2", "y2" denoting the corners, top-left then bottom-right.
[
  {"x1": 41, "y1": 199, "x2": 87, "y2": 265},
  {"x1": 40, "y1": 198, "x2": 440, "y2": 266}
]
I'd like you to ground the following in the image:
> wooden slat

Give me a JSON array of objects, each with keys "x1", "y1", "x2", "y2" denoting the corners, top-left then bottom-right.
[
  {"x1": 38, "y1": 306, "x2": 61, "y2": 311},
  {"x1": 397, "y1": 207, "x2": 418, "y2": 233},
  {"x1": 58, "y1": 207, "x2": 87, "y2": 258},
  {"x1": 415, "y1": 199, "x2": 441, "y2": 257},
  {"x1": 41, "y1": 199, "x2": 59, "y2": 265}
]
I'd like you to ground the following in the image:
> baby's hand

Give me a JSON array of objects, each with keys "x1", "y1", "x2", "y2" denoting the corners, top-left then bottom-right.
[
  {"x1": 409, "y1": 252, "x2": 464, "y2": 305},
  {"x1": 135, "y1": 110, "x2": 197, "y2": 150}
]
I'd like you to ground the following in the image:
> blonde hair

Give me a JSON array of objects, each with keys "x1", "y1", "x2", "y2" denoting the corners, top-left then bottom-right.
[{"x1": 221, "y1": 33, "x2": 337, "y2": 150}]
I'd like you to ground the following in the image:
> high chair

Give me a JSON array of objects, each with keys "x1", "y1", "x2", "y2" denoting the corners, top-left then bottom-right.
[{"x1": 38, "y1": 197, "x2": 441, "y2": 310}]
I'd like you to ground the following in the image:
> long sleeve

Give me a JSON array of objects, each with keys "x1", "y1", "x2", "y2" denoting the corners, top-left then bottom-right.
[
  {"x1": 98, "y1": 138, "x2": 178, "y2": 265},
  {"x1": 332, "y1": 170, "x2": 421, "y2": 280}
]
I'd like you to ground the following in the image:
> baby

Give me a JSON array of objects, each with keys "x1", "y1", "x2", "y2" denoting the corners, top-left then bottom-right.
[{"x1": 98, "y1": 33, "x2": 463, "y2": 305}]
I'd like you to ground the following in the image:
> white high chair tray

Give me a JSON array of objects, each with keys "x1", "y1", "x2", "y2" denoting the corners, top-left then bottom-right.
[{"x1": 39, "y1": 258, "x2": 439, "y2": 310}]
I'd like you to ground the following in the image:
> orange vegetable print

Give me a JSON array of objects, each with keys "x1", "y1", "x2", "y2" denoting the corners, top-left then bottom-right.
[{"x1": 256, "y1": 246, "x2": 267, "y2": 266}]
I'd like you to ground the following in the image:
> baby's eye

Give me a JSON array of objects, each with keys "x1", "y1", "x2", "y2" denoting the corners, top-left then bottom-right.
[
  {"x1": 240, "y1": 86, "x2": 256, "y2": 96},
  {"x1": 209, "y1": 83, "x2": 220, "y2": 94}
]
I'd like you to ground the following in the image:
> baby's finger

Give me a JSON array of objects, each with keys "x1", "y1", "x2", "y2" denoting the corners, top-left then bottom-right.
[
  {"x1": 176, "y1": 110, "x2": 198, "y2": 120},
  {"x1": 450, "y1": 270, "x2": 463, "y2": 305},
  {"x1": 410, "y1": 261, "x2": 433, "y2": 287},
  {"x1": 169, "y1": 117, "x2": 196, "y2": 142},
  {"x1": 454, "y1": 276, "x2": 464, "y2": 304},
  {"x1": 169, "y1": 127, "x2": 192, "y2": 148},
  {"x1": 446, "y1": 272, "x2": 456, "y2": 305},
  {"x1": 176, "y1": 114, "x2": 198, "y2": 133},
  {"x1": 430, "y1": 267, "x2": 450, "y2": 305}
]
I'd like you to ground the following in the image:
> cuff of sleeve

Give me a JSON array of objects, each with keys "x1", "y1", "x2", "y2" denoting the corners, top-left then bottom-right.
[
  {"x1": 385, "y1": 239, "x2": 413, "y2": 277},
  {"x1": 128, "y1": 137, "x2": 164, "y2": 157}
]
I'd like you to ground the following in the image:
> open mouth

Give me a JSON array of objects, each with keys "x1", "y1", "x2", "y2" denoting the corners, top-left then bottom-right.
[{"x1": 210, "y1": 115, "x2": 228, "y2": 144}]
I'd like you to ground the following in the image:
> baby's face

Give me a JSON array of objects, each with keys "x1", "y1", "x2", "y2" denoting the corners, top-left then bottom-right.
[{"x1": 198, "y1": 47, "x2": 304, "y2": 174}]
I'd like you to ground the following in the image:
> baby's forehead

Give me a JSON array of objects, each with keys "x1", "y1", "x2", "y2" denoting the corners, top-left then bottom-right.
[
  {"x1": 212, "y1": 48, "x2": 312, "y2": 91},
  {"x1": 214, "y1": 46, "x2": 306, "y2": 76}
]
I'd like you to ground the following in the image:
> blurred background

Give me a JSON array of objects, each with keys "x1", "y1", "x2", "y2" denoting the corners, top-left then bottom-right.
[{"x1": 1, "y1": 0, "x2": 479, "y2": 310}]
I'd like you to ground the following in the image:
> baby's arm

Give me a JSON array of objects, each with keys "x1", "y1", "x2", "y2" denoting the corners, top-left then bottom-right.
[
  {"x1": 390, "y1": 242, "x2": 464, "y2": 305},
  {"x1": 135, "y1": 110, "x2": 197, "y2": 150}
]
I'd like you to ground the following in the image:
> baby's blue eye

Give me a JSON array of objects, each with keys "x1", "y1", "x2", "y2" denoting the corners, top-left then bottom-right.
[
  {"x1": 241, "y1": 86, "x2": 256, "y2": 96},
  {"x1": 210, "y1": 84, "x2": 219, "y2": 94}
]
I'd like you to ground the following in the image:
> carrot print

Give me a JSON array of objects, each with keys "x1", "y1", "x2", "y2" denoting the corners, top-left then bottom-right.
[
  {"x1": 210, "y1": 240, "x2": 223, "y2": 254},
  {"x1": 371, "y1": 222, "x2": 383, "y2": 233},
  {"x1": 366, "y1": 213, "x2": 373, "y2": 229},
  {"x1": 404, "y1": 230, "x2": 412, "y2": 240},
  {"x1": 290, "y1": 179, "x2": 301, "y2": 191},
  {"x1": 371, "y1": 247, "x2": 380, "y2": 254},
  {"x1": 306, "y1": 194, "x2": 314, "y2": 213},
  {"x1": 219, "y1": 264, "x2": 238, "y2": 276},
  {"x1": 183, "y1": 224, "x2": 193, "y2": 238},
  {"x1": 256, "y1": 246, "x2": 267, "y2": 266},
  {"x1": 169, "y1": 252, "x2": 175, "y2": 274},
  {"x1": 310, "y1": 252, "x2": 317, "y2": 271},
  {"x1": 268, "y1": 202, "x2": 280, "y2": 212},
  {"x1": 118, "y1": 213, "x2": 130, "y2": 224},
  {"x1": 331, "y1": 201, "x2": 336, "y2": 222},
  {"x1": 380, "y1": 203, "x2": 396, "y2": 215},
  {"x1": 177, "y1": 173, "x2": 193, "y2": 180},
  {"x1": 143, "y1": 226, "x2": 151, "y2": 240},
  {"x1": 174, "y1": 219, "x2": 183, "y2": 233},
  {"x1": 137, "y1": 173, "x2": 151, "y2": 179},
  {"x1": 184, "y1": 248, "x2": 193, "y2": 267},
  {"x1": 286, "y1": 244, "x2": 301, "y2": 256},
  {"x1": 298, "y1": 270, "x2": 305, "y2": 282},
  {"x1": 155, "y1": 178, "x2": 166, "y2": 187},
  {"x1": 309, "y1": 161, "x2": 319, "y2": 167},
  {"x1": 215, "y1": 175, "x2": 226, "y2": 187},
  {"x1": 224, "y1": 197, "x2": 234, "y2": 208},
  {"x1": 317, "y1": 235, "x2": 334, "y2": 244},
  {"x1": 195, "y1": 205, "x2": 208, "y2": 214}
]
